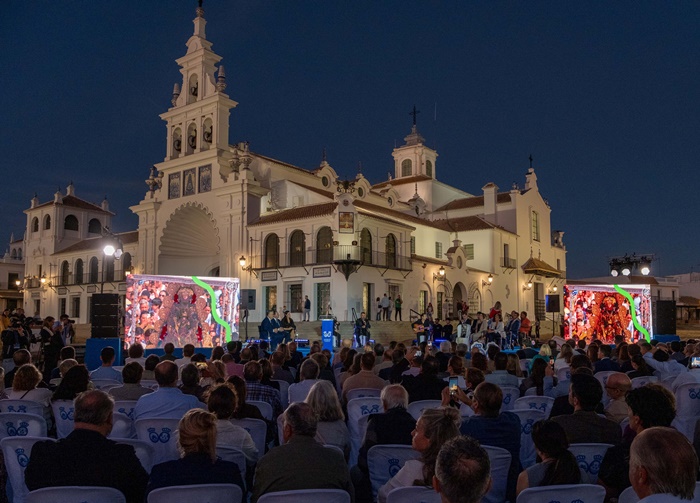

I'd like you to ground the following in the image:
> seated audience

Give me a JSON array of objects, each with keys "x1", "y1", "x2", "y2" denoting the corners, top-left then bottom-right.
[
  {"x1": 626, "y1": 353, "x2": 655, "y2": 379},
  {"x1": 50, "y1": 346, "x2": 76, "y2": 381},
  {"x1": 516, "y1": 420, "x2": 583, "y2": 497},
  {"x1": 553, "y1": 343, "x2": 573, "y2": 373},
  {"x1": 9, "y1": 364, "x2": 53, "y2": 417},
  {"x1": 311, "y1": 352, "x2": 337, "y2": 388},
  {"x1": 109, "y1": 361, "x2": 154, "y2": 401},
  {"x1": 206, "y1": 383, "x2": 258, "y2": 464},
  {"x1": 244, "y1": 360, "x2": 283, "y2": 419},
  {"x1": 603, "y1": 372, "x2": 632, "y2": 423},
  {"x1": 506, "y1": 353, "x2": 523, "y2": 378},
  {"x1": 433, "y1": 436, "x2": 491, "y2": 503},
  {"x1": 342, "y1": 352, "x2": 387, "y2": 403},
  {"x1": 252, "y1": 402, "x2": 354, "y2": 502},
  {"x1": 25, "y1": 390, "x2": 148, "y2": 503},
  {"x1": 258, "y1": 358, "x2": 280, "y2": 391},
  {"x1": 599, "y1": 384, "x2": 676, "y2": 501},
  {"x1": 339, "y1": 351, "x2": 360, "y2": 389},
  {"x1": 147, "y1": 409, "x2": 245, "y2": 500},
  {"x1": 270, "y1": 351, "x2": 293, "y2": 384},
  {"x1": 643, "y1": 347, "x2": 688, "y2": 381},
  {"x1": 200, "y1": 360, "x2": 226, "y2": 389},
  {"x1": 594, "y1": 344, "x2": 621, "y2": 373},
  {"x1": 287, "y1": 358, "x2": 321, "y2": 403},
  {"x1": 142, "y1": 354, "x2": 160, "y2": 380},
  {"x1": 400, "y1": 356, "x2": 448, "y2": 402},
  {"x1": 227, "y1": 376, "x2": 265, "y2": 422},
  {"x1": 628, "y1": 427, "x2": 698, "y2": 501},
  {"x1": 179, "y1": 363, "x2": 206, "y2": 401},
  {"x1": 134, "y1": 361, "x2": 204, "y2": 420},
  {"x1": 125, "y1": 343, "x2": 146, "y2": 367},
  {"x1": 305, "y1": 380, "x2": 350, "y2": 457},
  {"x1": 50, "y1": 358, "x2": 79, "y2": 387},
  {"x1": 551, "y1": 373, "x2": 621, "y2": 445},
  {"x1": 485, "y1": 351, "x2": 519, "y2": 388},
  {"x1": 52, "y1": 364, "x2": 90, "y2": 401},
  {"x1": 90, "y1": 346, "x2": 123, "y2": 383},
  {"x1": 159, "y1": 342, "x2": 177, "y2": 362},
  {"x1": 378, "y1": 407, "x2": 461, "y2": 503},
  {"x1": 5, "y1": 349, "x2": 31, "y2": 388},
  {"x1": 174, "y1": 343, "x2": 195, "y2": 368},
  {"x1": 519, "y1": 358, "x2": 554, "y2": 397},
  {"x1": 444, "y1": 355, "x2": 466, "y2": 389},
  {"x1": 209, "y1": 345, "x2": 225, "y2": 362}
]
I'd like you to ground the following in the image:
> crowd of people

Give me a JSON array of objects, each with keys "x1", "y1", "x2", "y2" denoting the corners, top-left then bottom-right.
[{"x1": 1, "y1": 306, "x2": 700, "y2": 502}]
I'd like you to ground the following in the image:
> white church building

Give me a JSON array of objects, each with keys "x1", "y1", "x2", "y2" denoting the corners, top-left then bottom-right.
[{"x1": 19, "y1": 5, "x2": 567, "y2": 333}]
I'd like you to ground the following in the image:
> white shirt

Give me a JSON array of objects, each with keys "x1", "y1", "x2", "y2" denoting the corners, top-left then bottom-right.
[
  {"x1": 216, "y1": 419, "x2": 258, "y2": 463},
  {"x1": 173, "y1": 357, "x2": 191, "y2": 368}
]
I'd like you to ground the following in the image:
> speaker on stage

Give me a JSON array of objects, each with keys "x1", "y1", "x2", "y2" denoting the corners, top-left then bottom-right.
[
  {"x1": 653, "y1": 300, "x2": 676, "y2": 335},
  {"x1": 545, "y1": 295, "x2": 560, "y2": 313},
  {"x1": 91, "y1": 294, "x2": 120, "y2": 338}
]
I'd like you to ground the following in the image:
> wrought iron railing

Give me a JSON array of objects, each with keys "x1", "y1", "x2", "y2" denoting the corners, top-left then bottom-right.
[{"x1": 250, "y1": 246, "x2": 411, "y2": 271}]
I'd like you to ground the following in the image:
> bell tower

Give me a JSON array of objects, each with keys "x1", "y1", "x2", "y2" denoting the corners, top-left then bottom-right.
[
  {"x1": 160, "y1": 1, "x2": 237, "y2": 161},
  {"x1": 391, "y1": 105, "x2": 438, "y2": 180}
]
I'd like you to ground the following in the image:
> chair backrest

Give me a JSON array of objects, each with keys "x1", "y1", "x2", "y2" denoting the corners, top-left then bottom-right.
[
  {"x1": 257, "y1": 489, "x2": 350, "y2": 503},
  {"x1": 482, "y1": 445, "x2": 512, "y2": 503},
  {"x1": 499, "y1": 386, "x2": 520, "y2": 412},
  {"x1": 109, "y1": 412, "x2": 135, "y2": 440},
  {"x1": 117, "y1": 438, "x2": 156, "y2": 473},
  {"x1": 617, "y1": 486, "x2": 637, "y2": 503},
  {"x1": 0, "y1": 400, "x2": 44, "y2": 416},
  {"x1": 406, "y1": 400, "x2": 443, "y2": 421},
  {"x1": 660, "y1": 375, "x2": 676, "y2": 391},
  {"x1": 556, "y1": 366, "x2": 572, "y2": 382},
  {"x1": 147, "y1": 484, "x2": 242, "y2": 503},
  {"x1": 346, "y1": 388, "x2": 382, "y2": 401},
  {"x1": 675, "y1": 382, "x2": 700, "y2": 418},
  {"x1": 513, "y1": 396, "x2": 554, "y2": 418},
  {"x1": 347, "y1": 397, "x2": 382, "y2": 466},
  {"x1": 26, "y1": 486, "x2": 126, "y2": 503},
  {"x1": 91, "y1": 379, "x2": 122, "y2": 389},
  {"x1": 516, "y1": 483, "x2": 606, "y2": 503},
  {"x1": 386, "y1": 486, "x2": 441, "y2": 503},
  {"x1": 568, "y1": 443, "x2": 614, "y2": 484},
  {"x1": 134, "y1": 417, "x2": 181, "y2": 465},
  {"x1": 271, "y1": 380, "x2": 290, "y2": 409},
  {"x1": 630, "y1": 375, "x2": 658, "y2": 389},
  {"x1": 230, "y1": 418, "x2": 266, "y2": 456},
  {"x1": 248, "y1": 400, "x2": 273, "y2": 421},
  {"x1": 50, "y1": 400, "x2": 75, "y2": 439},
  {"x1": 140, "y1": 380, "x2": 159, "y2": 390},
  {"x1": 1, "y1": 436, "x2": 55, "y2": 503},
  {"x1": 367, "y1": 444, "x2": 421, "y2": 499},
  {"x1": 113, "y1": 400, "x2": 139, "y2": 420},
  {"x1": 511, "y1": 409, "x2": 546, "y2": 469},
  {"x1": 0, "y1": 413, "x2": 47, "y2": 440},
  {"x1": 288, "y1": 381, "x2": 314, "y2": 404},
  {"x1": 215, "y1": 445, "x2": 247, "y2": 486}
]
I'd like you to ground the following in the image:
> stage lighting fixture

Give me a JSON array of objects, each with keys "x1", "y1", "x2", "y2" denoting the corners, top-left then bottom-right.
[{"x1": 621, "y1": 266, "x2": 631, "y2": 276}]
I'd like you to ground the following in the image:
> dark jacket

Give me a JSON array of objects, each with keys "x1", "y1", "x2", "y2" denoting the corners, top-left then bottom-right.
[
  {"x1": 357, "y1": 407, "x2": 416, "y2": 473},
  {"x1": 401, "y1": 374, "x2": 448, "y2": 402}
]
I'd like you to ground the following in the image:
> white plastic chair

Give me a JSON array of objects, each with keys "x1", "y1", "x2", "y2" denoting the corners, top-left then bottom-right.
[
  {"x1": 0, "y1": 413, "x2": 47, "y2": 440},
  {"x1": 513, "y1": 396, "x2": 554, "y2": 418},
  {"x1": 346, "y1": 388, "x2": 382, "y2": 401},
  {"x1": 109, "y1": 412, "x2": 135, "y2": 439},
  {"x1": 0, "y1": 400, "x2": 44, "y2": 416},
  {"x1": 257, "y1": 489, "x2": 350, "y2": 503},
  {"x1": 673, "y1": 382, "x2": 700, "y2": 440},
  {"x1": 516, "y1": 483, "x2": 605, "y2": 503},
  {"x1": 630, "y1": 375, "x2": 658, "y2": 389},
  {"x1": 617, "y1": 486, "x2": 637, "y2": 503},
  {"x1": 50, "y1": 400, "x2": 74, "y2": 439},
  {"x1": 230, "y1": 417, "x2": 266, "y2": 456},
  {"x1": 500, "y1": 386, "x2": 520, "y2": 412},
  {"x1": 387, "y1": 486, "x2": 441, "y2": 503},
  {"x1": 271, "y1": 380, "x2": 290, "y2": 409},
  {"x1": 568, "y1": 443, "x2": 614, "y2": 484},
  {"x1": 215, "y1": 445, "x2": 247, "y2": 484},
  {"x1": 113, "y1": 400, "x2": 138, "y2": 420},
  {"x1": 346, "y1": 397, "x2": 382, "y2": 466},
  {"x1": 289, "y1": 380, "x2": 318, "y2": 404},
  {"x1": 117, "y1": 438, "x2": 156, "y2": 473},
  {"x1": 134, "y1": 418, "x2": 180, "y2": 465},
  {"x1": 147, "y1": 483, "x2": 242, "y2": 503},
  {"x1": 140, "y1": 380, "x2": 159, "y2": 390},
  {"x1": 26, "y1": 486, "x2": 126, "y2": 503},
  {"x1": 248, "y1": 400, "x2": 273, "y2": 421},
  {"x1": 406, "y1": 400, "x2": 442, "y2": 421},
  {"x1": 91, "y1": 379, "x2": 122, "y2": 389},
  {"x1": 556, "y1": 366, "x2": 572, "y2": 382},
  {"x1": 1, "y1": 436, "x2": 55, "y2": 503},
  {"x1": 511, "y1": 409, "x2": 546, "y2": 468},
  {"x1": 482, "y1": 445, "x2": 512, "y2": 503},
  {"x1": 367, "y1": 444, "x2": 421, "y2": 499}
]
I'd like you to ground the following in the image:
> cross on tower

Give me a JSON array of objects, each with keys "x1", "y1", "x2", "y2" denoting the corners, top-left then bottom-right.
[
  {"x1": 409, "y1": 105, "x2": 420, "y2": 126},
  {"x1": 529, "y1": 154, "x2": 533, "y2": 169}
]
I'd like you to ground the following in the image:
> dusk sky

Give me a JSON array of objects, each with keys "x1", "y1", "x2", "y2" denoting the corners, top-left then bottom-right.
[{"x1": 2, "y1": 1, "x2": 699, "y2": 279}]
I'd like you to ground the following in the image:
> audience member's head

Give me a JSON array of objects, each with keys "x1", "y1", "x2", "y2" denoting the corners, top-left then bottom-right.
[
  {"x1": 12, "y1": 364, "x2": 42, "y2": 391},
  {"x1": 177, "y1": 409, "x2": 218, "y2": 462},
  {"x1": 360, "y1": 352, "x2": 375, "y2": 370},
  {"x1": 182, "y1": 344, "x2": 195, "y2": 358},
  {"x1": 100, "y1": 347, "x2": 115, "y2": 365},
  {"x1": 128, "y1": 344, "x2": 144, "y2": 359},
  {"x1": 210, "y1": 346, "x2": 224, "y2": 361},
  {"x1": 206, "y1": 383, "x2": 237, "y2": 420},
  {"x1": 59, "y1": 346, "x2": 75, "y2": 361},
  {"x1": 473, "y1": 382, "x2": 502, "y2": 418},
  {"x1": 605, "y1": 372, "x2": 631, "y2": 401},
  {"x1": 569, "y1": 354, "x2": 592, "y2": 372},
  {"x1": 629, "y1": 427, "x2": 698, "y2": 500},
  {"x1": 381, "y1": 384, "x2": 409, "y2": 411},
  {"x1": 414, "y1": 408, "x2": 462, "y2": 485},
  {"x1": 493, "y1": 352, "x2": 508, "y2": 371},
  {"x1": 181, "y1": 363, "x2": 200, "y2": 388},
  {"x1": 434, "y1": 436, "x2": 491, "y2": 503},
  {"x1": 13, "y1": 349, "x2": 31, "y2": 367},
  {"x1": 305, "y1": 380, "x2": 344, "y2": 422},
  {"x1": 471, "y1": 353, "x2": 489, "y2": 373},
  {"x1": 243, "y1": 361, "x2": 262, "y2": 382},
  {"x1": 625, "y1": 384, "x2": 676, "y2": 432},
  {"x1": 282, "y1": 402, "x2": 318, "y2": 441},
  {"x1": 448, "y1": 356, "x2": 464, "y2": 377},
  {"x1": 569, "y1": 373, "x2": 602, "y2": 411},
  {"x1": 226, "y1": 375, "x2": 247, "y2": 409},
  {"x1": 74, "y1": 390, "x2": 114, "y2": 436},
  {"x1": 466, "y1": 368, "x2": 485, "y2": 391},
  {"x1": 154, "y1": 361, "x2": 179, "y2": 387},
  {"x1": 421, "y1": 356, "x2": 440, "y2": 378},
  {"x1": 52, "y1": 364, "x2": 90, "y2": 401},
  {"x1": 653, "y1": 349, "x2": 670, "y2": 362},
  {"x1": 531, "y1": 420, "x2": 581, "y2": 486},
  {"x1": 119, "y1": 361, "x2": 142, "y2": 384},
  {"x1": 58, "y1": 358, "x2": 79, "y2": 377},
  {"x1": 145, "y1": 354, "x2": 160, "y2": 372},
  {"x1": 299, "y1": 358, "x2": 320, "y2": 381},
  {"x1": 163, "y1": 342, "x2": 175, "y2": 355}
]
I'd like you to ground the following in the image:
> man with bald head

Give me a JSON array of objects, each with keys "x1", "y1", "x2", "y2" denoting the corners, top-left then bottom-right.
[
  {"x1": 134, "y1": 361, "x2": 204, "y2": 420},
  {"x1": 604, "y1": 372, "x2": 632, "y2": 423}
]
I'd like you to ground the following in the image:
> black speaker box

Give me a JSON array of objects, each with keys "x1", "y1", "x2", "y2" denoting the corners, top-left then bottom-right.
[
  {"x1": 653, "y1": 300, "x2": 676, "y2": 335},
  {"x1": 545, "y1": 295, "x2": 561, "y2": 313}
]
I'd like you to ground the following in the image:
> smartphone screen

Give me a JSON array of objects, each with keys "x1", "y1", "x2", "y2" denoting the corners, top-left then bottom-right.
[
  {"x1": 449, "y1": 376, "x2": 459, "y2": 391},
  {"x1": 691, "y1": 356, "x2": 700, "y2": 369}
]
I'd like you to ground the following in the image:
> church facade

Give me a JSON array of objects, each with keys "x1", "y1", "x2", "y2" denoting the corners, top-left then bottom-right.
[{"x1": 19, "y1": 5, "x2": 567, "y2": 335}]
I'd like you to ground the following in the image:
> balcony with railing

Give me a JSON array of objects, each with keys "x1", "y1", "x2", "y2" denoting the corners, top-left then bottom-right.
[
  {"x1": 27, "y1": 270, "x2": 129, "y2": 288},
  {"x1": 248, "y1": 246, "x2": 411, "y2": 271},
  {"x1": 501, "y1": 257, "x2": 517, "y2": 269}
]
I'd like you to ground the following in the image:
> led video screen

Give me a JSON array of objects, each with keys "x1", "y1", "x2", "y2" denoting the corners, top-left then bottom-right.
[
  {"x1": 125, "y1": 274, "x2": 239, "y2": 348},
  {"x1": 563, "y1": 284, "x2": 652, "y2": 343}
]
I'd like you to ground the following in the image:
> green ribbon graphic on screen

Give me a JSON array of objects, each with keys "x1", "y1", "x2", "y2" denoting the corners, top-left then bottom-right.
[
  {"x1": 192, "y1": 276, "x2": 232, "y2": 343},
  {"x1": 613, "y1": 284, "x2": 650, "y2": 342}
]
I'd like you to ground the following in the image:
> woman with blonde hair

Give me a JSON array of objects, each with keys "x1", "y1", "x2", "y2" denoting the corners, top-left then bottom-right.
[
  {"x1": 305, "y1": 380, "x2": 350, "y2": 457},
  {"x1": 506, "y1": 353, "x2": 523, "y2": 378},
  {"x1": 9, "y1": 363, "x2": 53, "y2": 424},
  {"x1": 147, "y1": 409, "x2": 245, "y2": 498},
  {"x1": 378, "y1": 407, "x2": 461, "y2": 502}
]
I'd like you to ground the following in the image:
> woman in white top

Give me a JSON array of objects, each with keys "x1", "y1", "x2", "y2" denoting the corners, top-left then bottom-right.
[
  {"x1": 7, "y1": 363, "x2": 53, "y2": 424},
  {"x1": 553, "y1": 343, "x2": 573, "y2": 373},
  {"x1": 377, "y1": 407, "x2": 461, "y2": 503},
  {"x1": 206, "y1": 383, "x2": 258, "y2": 464},
  {"x1": 305, "y1": 380, "x2": 350, "y2": 459}
]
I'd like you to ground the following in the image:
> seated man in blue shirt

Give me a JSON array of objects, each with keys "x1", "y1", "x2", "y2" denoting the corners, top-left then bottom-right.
[
  {"x1": 445, "y1": 381, "x2": 521, "y2": 502},
  {"x1": 484, "y1": 351, "x2": 519, "y2": 388},
  {"x1": 90, "y1": 346, "x2": 123, "y2": 383},
  {"x1": 134, "y1": 361, "x2": 204, "y2": 420}
]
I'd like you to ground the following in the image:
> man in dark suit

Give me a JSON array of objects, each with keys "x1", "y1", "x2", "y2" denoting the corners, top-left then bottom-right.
[
  {"x1": 260, "y1": 310, "x2": 277, "y2": 343},
  {"x1": 595, "y1": 344, "x2": 621, "y2": 373},
  {"x1": 25, "y1": 390, "x2": 148, "y2": 503},
  {"x1": 400, "y1": 356, "x2": 448, "y2": 402},
  {"x1": 252, "y1": 402, "x2": 354, "y2": 502}
]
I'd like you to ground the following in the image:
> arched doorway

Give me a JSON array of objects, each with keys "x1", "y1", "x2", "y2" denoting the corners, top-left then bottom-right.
[
  {"x1": 158, "y1": 204, "x2": 220, "y2": 275},
  {"x1": 453, "y1": 282, "x2": 467, "y2": 316}
]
